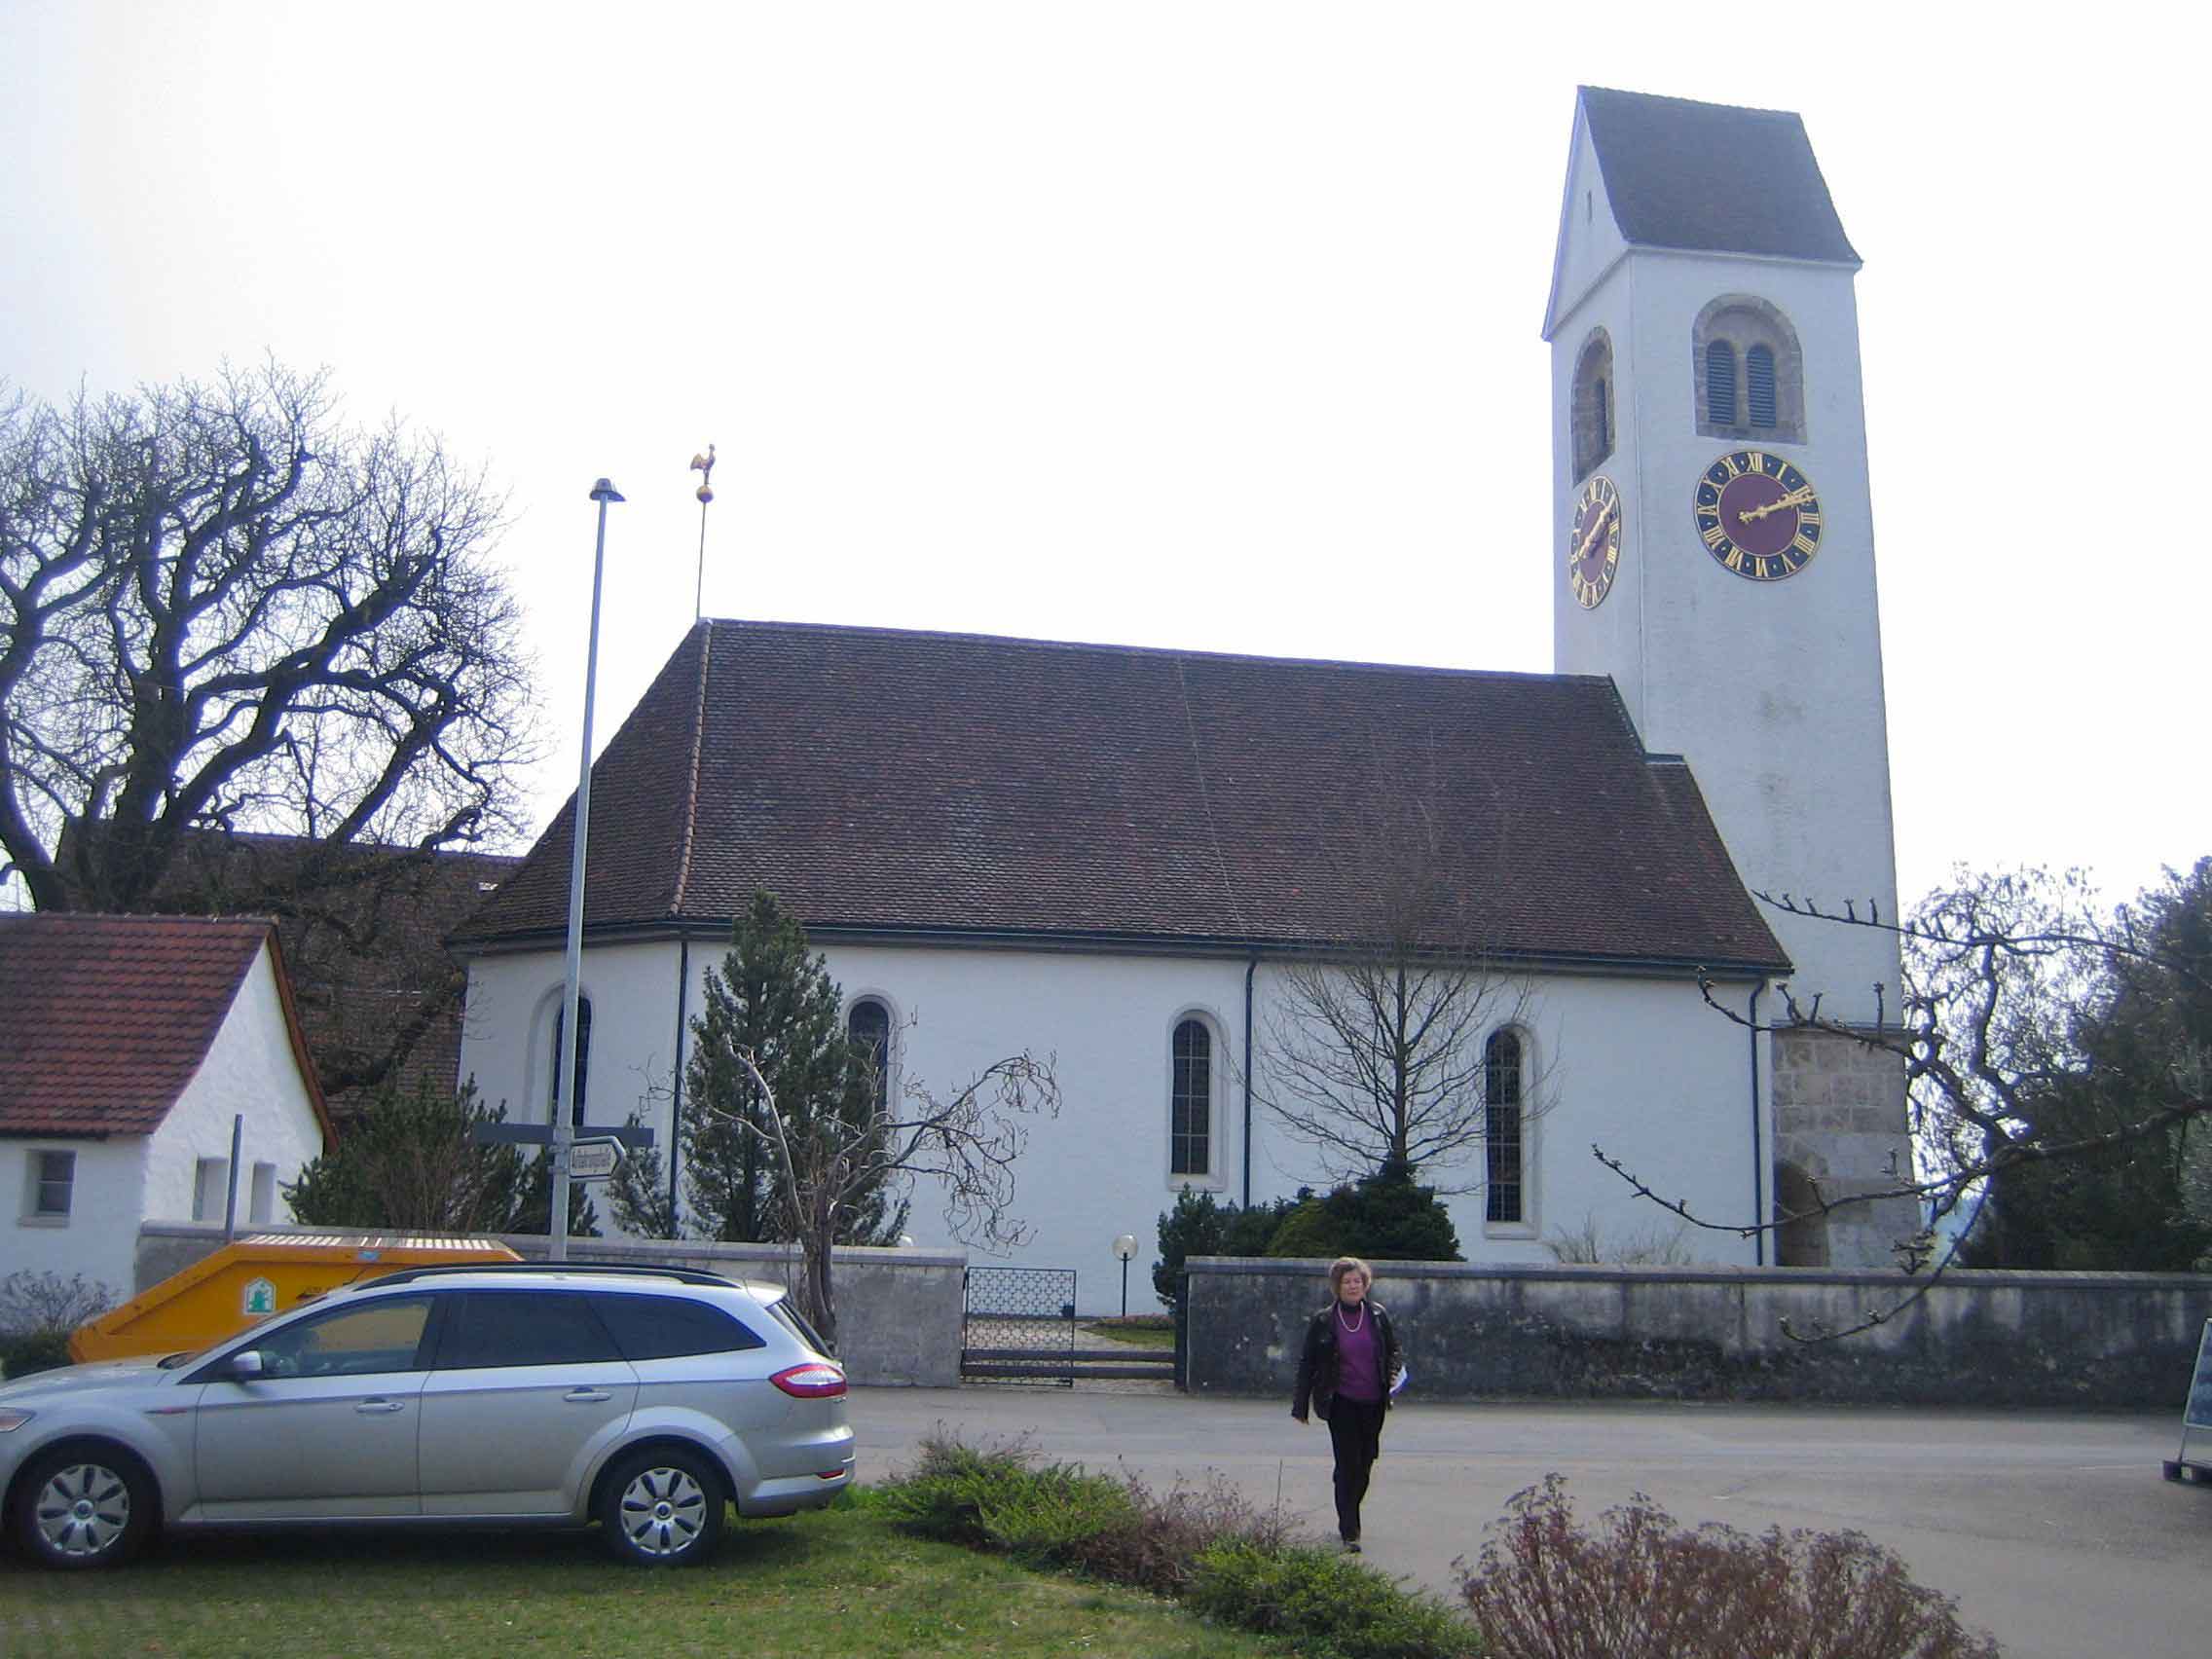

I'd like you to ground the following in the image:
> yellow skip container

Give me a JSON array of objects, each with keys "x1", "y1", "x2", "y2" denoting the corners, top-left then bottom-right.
[{"x1": 68, "y1": 1234, "x2": 522, "y2": 1363}]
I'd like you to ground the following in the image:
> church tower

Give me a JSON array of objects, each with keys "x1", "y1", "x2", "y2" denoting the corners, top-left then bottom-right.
[{"x1": 1542, "y1": 88, "x2": 1914, "y2": 1266}]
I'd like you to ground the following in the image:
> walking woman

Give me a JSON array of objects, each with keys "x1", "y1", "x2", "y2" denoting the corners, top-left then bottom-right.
[{"x1": 1290, "y1": 1256, "x2": 1404, "y2": 1552}]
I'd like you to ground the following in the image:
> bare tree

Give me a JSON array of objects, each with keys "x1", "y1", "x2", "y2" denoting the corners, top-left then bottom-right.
[
  {"x1": 1595, "y1": 862, "x2": 2212, "y2": 1339},
  {"x1": 1256, "y1": 766, "x2": 1538, "y2": 1190},
  {"x1": 721, "y1": 1047, "x2": 1060, "y2": 1349},
  {"x1": 0, "y1": 364, "x2": 535, "y2": 1094}
]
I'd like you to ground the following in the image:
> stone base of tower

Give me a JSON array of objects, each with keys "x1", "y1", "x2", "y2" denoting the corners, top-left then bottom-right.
[{"x1": 1771, "y1": 1027, "x2": 1922, "y2": 1270}]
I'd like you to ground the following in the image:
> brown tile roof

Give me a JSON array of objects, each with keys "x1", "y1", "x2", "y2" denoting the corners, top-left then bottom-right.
[
  {"x1": 459, "y1": 620, "x2": 1788, "y2": 975},
  {"x1": 0, "y1": 914, "x2": 334, "y2": 1138}
]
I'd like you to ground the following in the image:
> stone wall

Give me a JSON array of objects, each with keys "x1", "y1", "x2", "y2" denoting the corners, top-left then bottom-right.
[
  {"x1": 1185, "y1": 1256, "x2": 2212, "y2": 1410},
  {"x1": 133, "y1": 1223, "x2": 965, "y2": 1387},
  {"x1": 1771, "y1": 1026, "x2": 1921, "y2": 1270}
]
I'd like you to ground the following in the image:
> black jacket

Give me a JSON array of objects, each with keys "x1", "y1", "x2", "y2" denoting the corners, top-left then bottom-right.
[{"x1": 1292, "y1": 1299, "x2": 1402, "y2": 1421}]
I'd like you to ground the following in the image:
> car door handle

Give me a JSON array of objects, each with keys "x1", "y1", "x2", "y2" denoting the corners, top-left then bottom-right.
[
  {"x1": 564, "y1": 1388, "x2": 612, "y2": 1403},
  {"x1": 355, "y1": 1399, "x2": 407, "y2": 1415}
]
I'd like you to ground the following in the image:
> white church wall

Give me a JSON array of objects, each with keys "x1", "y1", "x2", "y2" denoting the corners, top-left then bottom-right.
[{"x1": 461, "y1": 940, "x2": 1768, "y2": 1309}]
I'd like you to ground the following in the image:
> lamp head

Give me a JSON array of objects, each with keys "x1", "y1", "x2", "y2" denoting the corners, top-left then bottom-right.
[{"x1": 589, "y1": 478, "x2": 625, "y2": 503}]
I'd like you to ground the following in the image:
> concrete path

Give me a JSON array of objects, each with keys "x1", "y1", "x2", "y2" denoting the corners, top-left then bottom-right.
[{"x1": 848, "y1": 1386, "x2": 2208, "y2": 1659}]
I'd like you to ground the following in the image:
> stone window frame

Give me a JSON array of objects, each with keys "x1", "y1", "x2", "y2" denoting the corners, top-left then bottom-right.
[
  {"x1": 1692, "y1": 294, "x2": 1805, "y2": 443},
  {"x1": 1167, "y1": 1010, "x2": 1228, "y2": 1190},
  {"x1": 845, "y1": 992, "x2": 899, "y2": 1115},
  {"x1": 21, "y1": 1147, "x2": 75, "y2": 1225},
  {"x1": 1570, "y1": 327, "x2": 1616, "y2": 482},
  {"x1": 1482, "y1": 1026, "x2": 1536, "y2": 1235},
  {"x1": 529, "y1": 984, "x2": 598, "y2": 1127}
]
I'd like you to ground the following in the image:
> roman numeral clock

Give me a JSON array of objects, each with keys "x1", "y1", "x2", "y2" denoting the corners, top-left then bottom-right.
[{"x1": 1693, "y1": 450, "x2": 1823, "y2": 581}]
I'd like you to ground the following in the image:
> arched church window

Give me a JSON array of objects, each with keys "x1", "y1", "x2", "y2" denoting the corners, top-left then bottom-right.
[
  {"x1": 1570, "y1": 329, "x2": 1615, "y2": 481},
  {"x1": 1693, "y1": 296, "x2": 1805, "y2": 442},
  {"x1": 1746, "y1": 344, "x2": 1778, "y2": 428},
  {"x1": 1170, "y1": 1017, "x2": 1212, "y2": 1178},
  {"x1": 1705, "y1": 342, "x2": 1739, "y2": 429},
  {"x1": 848, "y1": 997, "x2": 892, "y2": 1114},
  {"x1": 550, "y1": 998, "x2": 592, "y2": 1124},
  {"x1": 1484, "y1": 1030, "x2": 1525, "y2": 1224}
]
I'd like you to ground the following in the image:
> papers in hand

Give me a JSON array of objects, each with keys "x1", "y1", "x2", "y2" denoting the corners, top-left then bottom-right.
[{"x1": 1390, "y1": 1364, "x2": 1409, "y2": 1396}]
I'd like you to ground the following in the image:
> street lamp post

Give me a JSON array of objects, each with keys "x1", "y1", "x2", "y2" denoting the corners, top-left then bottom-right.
[
  {"x1": 1112, "y1": 1234, "x2": 1138, "y2": 1319},
  {"x1": 550, "y1": 477, "x2": 624, "y2": 1263}
]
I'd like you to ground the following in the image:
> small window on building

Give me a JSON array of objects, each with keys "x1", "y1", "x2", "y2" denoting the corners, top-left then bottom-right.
[
  {"x1": 1170, "y1": 1018, "x2": 1212, "y2": 1178},
  {"x1": 550, "y1": 997, "x2": 593, "y2": 1124},
  {"x1": 1693, "y1": 295, "x2": 1805, "y2": 442},
  {"x1": 28, "y1": 1150, "x2": 75, "y2": 1219},
  {"x1": 250, "y1": 1161, "x2": 277, "y2": 1226},
  {"x1": 848, "y1": 997, "x2": 892, "y2": 1114},
  {"x1": 1484, "y1": 1031, "x2": 1525, "y2": 1225},
  {"x1": 1570, "y1": 329, "x2": 1615, "y2": 481},
  {"x1": 194, "y1": 1157, "x2": 230, "y2": 1223}
]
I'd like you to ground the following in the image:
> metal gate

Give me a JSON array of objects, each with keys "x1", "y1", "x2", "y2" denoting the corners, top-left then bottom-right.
[{"x1": 962, "y1": 1267, "x2": 1079, "y2": 1386}]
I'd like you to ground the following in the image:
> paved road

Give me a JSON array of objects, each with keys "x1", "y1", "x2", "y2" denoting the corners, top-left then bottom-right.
[{"x1": 849, "y1": 1386, "x2": 2208, "y2": 1659}]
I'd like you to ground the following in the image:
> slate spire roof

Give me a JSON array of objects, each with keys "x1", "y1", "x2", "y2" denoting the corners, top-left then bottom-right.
[
  {"x1": 0, "y1": 913, "x2": 334, "y2": 1137},
  {"x1": 457, "y1": 619, "x2": 1788, "y2": 977},
  {"x1": 1578, "y1": 86, "x2": 1860, "y2": 265}
]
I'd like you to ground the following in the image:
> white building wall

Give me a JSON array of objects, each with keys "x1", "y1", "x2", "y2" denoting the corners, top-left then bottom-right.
[
  {"x1": 461, "y1": 939, "x2": 1767, "y2": 1309},
  {"x1": 1551, "y1": 243, "x2": 1901, "y2": 1028},
  {"x1": 7, "y1": 1139, "x2": 150, "y2": 1302},
  {"x1": 141, "y1": 943, "x2": 327, "y2": 1229}
]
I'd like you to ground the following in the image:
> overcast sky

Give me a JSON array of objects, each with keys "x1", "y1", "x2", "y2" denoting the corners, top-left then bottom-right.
[{"x1": 3, "y1": 2, "x2": 2201, "y2": 914}]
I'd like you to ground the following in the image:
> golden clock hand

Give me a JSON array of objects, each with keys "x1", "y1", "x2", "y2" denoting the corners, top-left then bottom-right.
[
  {"x1": 1572, "y1": 505, "x2": 1612, "y2": 565},
  {"x1": 1737, "y1": 486, "x2": 1816, "y2": 525}
]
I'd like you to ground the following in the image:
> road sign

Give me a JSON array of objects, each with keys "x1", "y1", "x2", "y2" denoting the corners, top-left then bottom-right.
[
  {"x1": 470, "y1": 1124, "x2": 655, "y2": 1148},
  {"x1": 567, "y1": 1138, "x2": 625, "y2": 1181}
]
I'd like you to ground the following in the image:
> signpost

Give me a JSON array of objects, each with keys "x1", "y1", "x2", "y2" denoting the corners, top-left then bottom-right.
[
  {"x1": 2164, "y1": 1318, "x2": 2212, "y2": 1487},
  {"x1": 567, "y1": 1137, "x2": 624, "y2": 1182}
]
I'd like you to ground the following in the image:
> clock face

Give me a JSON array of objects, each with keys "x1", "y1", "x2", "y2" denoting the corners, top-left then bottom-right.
[
  {"x1": 1694, "y1": 450, "x2": 1822, "y2": 581},
  {"x1": 1567, "y1": 473, "x2": 1622, "y2": 609}
]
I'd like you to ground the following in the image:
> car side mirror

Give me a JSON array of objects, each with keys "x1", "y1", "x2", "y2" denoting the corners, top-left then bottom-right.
[{"x1": 226, "y1": 1349, "x2": 267, "y2": 1380}]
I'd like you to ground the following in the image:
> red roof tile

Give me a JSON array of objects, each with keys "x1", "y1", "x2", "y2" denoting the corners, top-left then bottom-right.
[
  {"x1": 0, "y1": 914, "x2": 333, "y2": 1138},
  {"x1": 459, "y1": 620, "x2": 1789, "y2": 975}
]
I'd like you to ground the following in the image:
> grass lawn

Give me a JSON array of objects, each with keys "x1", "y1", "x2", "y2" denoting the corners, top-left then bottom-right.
[
  {"x1": 0, "y1": 1497, "x2": 1282, "y2": 1658},
  {"x1": 1081, "y1": 1317, "x2": 1175, "y2": 1349}
]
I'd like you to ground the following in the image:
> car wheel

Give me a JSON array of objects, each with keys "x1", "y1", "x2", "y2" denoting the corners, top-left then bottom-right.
[
  {"x1": 599, "y1": 1448, "x2": 725, "y2": 1567},
  {"x1": 15, "y1": 1446, "x2": 156, "y2": 1570}
]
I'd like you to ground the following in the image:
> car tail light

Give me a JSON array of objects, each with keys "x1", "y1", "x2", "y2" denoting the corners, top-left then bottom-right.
[{"x1": 771, "y1": 1362, "x2": 847, "y2": 1398}]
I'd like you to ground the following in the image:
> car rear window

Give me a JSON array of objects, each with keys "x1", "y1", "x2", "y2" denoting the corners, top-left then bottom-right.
[
  {"x1": 437, "y1": 1291, "x2": 623, "y2": 1369},
  {"x1": 592, "y1": 1293, "x2": 764, "y2": 1360},
  {"x1": 763, "y1": 1297, "x2": 833, "y2": 1357}
]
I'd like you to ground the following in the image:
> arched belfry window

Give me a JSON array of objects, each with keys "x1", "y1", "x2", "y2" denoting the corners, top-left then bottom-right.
[
  {"x1": 848, "y1": 997, "x2": 892, "y2": 1114},
  {"x1": 1170, "y1": 1018, "x2": 1212, "y2": 1178},
  {"x1": 1570, "y1": 329, "x2": 1615, "y2": 481},
  {"x1": 1483, "y1": 1030, "x2": 1525, "y2": 1225},
  {"x1": 550, "y1": 998, "x2": 593, "y2": 1124},
  {"x1": 1693, "y1": 295, "x2": 1805, "y2": 442}
]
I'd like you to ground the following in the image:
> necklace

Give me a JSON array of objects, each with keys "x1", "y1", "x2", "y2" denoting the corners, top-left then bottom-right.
[{"x1": 1336, "y1": 1301, "x2": 1367, "y2": 1335}]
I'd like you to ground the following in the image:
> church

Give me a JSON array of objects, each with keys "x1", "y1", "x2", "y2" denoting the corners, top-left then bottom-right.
[{"x1": 452, "y1": 87, "x2": 1918, "y2": 1296}]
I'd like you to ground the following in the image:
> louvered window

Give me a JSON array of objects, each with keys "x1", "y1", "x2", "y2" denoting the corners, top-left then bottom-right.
[
  {"x1": 1171, "y1": 1018, "x2": 1212, "y2": 1177},
  {"x1": 1594, "y1": 378, "x2": 1609, "y2": 456},
  {"x1": 1747, "y1": 345, "x2": 1777, "y2": 428},
  {"x1": 1706, "y1": 343, "x2": 1739, "y2": 428},
  {"x1": 1484, "y1": 1031, "x2": 1524, "y2": 1224}
]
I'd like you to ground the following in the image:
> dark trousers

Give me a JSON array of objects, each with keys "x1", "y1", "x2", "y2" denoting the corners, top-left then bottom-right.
[{"x1": 1325, "y1": 1395, "x2": 1385, "y2": 1540}]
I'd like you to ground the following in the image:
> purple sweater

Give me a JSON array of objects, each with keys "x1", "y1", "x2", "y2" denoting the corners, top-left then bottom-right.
[{"x1": 1332, "y1": 1304, "x2": 1384, "y2": 1403}]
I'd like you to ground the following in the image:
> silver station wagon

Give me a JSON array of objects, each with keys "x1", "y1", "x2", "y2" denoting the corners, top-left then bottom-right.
[{"x1": 0, "y1": 1263, "x2": 854, "y2": 1569}]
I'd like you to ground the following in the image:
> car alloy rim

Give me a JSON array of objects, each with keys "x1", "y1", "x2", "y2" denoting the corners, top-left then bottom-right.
[
  {"x1": 617, "y1": 1465, "x2": 708, "y2": 1558},
  {"x1": 35, "y1": 1462, "x2": 130, "y2": 1560}
]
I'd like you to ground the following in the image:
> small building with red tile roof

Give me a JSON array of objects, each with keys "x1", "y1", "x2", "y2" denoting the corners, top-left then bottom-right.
[{"x1": 1, "y1": 914, "x2": 331, "y2": 1303}]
